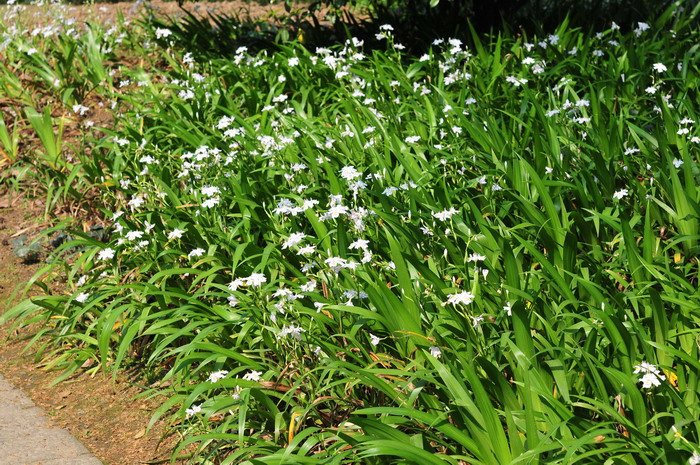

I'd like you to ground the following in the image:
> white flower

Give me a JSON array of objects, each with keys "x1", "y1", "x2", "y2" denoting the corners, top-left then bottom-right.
[
  {"x1": 155, "y1": 28, "x2": 172, "y2": 39},
  {"x1": 467, "y1": 253, "x2": 486, "y2": 262},
  {"x1": 201, "y1": 185, "x2": 220, "y2": 197},
  {"x1": 325, "y1": 257, "x2": 347, "y2": 269},
  {"x1": 272, "y1": 93, "x2": 288, "y2": 103},
  {"x1": 97, "y1": 248, "x2": 115, "y2": 261},
  {"x1": 75, "y1": 292, "x2": 90, "y2": 303},
  {"x1": 340, "y1": 165, "x2": 361, "y2": 180},
  {"x1": 168, "y1": 228, "x2": 185, "y2": 240},
  {"x1": 128, "y1": 196, "x2": 144, "y2": 209},
  {"x1": 349, "y1": 239, "x2": 370, "y2": 250},
  {"x1": 445, "y1": 291, "x2": 475, "y2": 306},
  {"x1": 432, "y1": 208, "x2": 458, "y2": 221},
  {"x1": 207, "y1": 370, "x2": 229, "y2": 383},
  {"x1": 278, "y1": 324, "x2": 306, "y2": 341},
  {"x1": 188, "y1": 248, "x2": 205, "y2": 258},
  {"x1": 634, "y1": 361, "x2": 666, "y2": 389},
  {"x1": 505, "y1": 76, "x2": 528, "y2": 86},
  {"x1": 404, "y1": 135, "x2": 421, "y2": 144},
  {"x1": 179, "y1": 89, "x2": 195, "y2": 100},
  {"x1": 429, "y1": 346, "x2": 442, "y2": 358},
  {"x1": 244, "y1": 273, "x2": 267, "y2": 287},
  {"x1": 613, "y1": 189, "x2": 628, "y2": 200},
  {"x1": 242, "y1": 370, "x2": 262, "y2": 382},
  {"x1": 326, "y1": 204, "x2": 349, "y2": 219},
  {"x1": 369, "y1": 333, "x2": 381, "y2": 346},
  {"x1": 228, "y1": 278, "x2": 244, "y2": 291},
  {"x1": 72, "y1": 104, "x2": 89, "y2": 115},
  {"x1": 185, "y1": 404, "x2": 202, "y2": 417},
  {"x1": 673, "y1": 158, "x2": 684, "y2": 168},
  {"x1": 283, "y1": 232, "x2": 306, "y2": 249},
  {"x1": 653, "y1": 62, "x2": 667, "y2": 73},
  {"x1": 313, "y1": 302, "x2": 325, "y2": 312},
  {"x1": 689, "y1": 451, "x2": 700, "y2": 465},
  {"x1": 634, "y1": 361, "x2": 660, "y2": 375},
  {"x1": 639, "y1": 372, "x2": 665, "y2": 389},
  {"x1": 297, "y1": 245, "x2": 316, "y2": 255},
  {"x1": 504, "y1": 302, "x2": 512, "y2": 316},
  {"x1": 125, "y1": 230, "x2": 144, "y2": 241}
]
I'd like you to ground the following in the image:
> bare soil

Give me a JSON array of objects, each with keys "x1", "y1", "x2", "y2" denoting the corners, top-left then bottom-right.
[
  {"x1": 0, "y1": 194, "x2": 45, "y2": 306},
  {"x1": 4, "y1": 1, "x2": 315, "y2": 27},
  {"x1": 0, "y1": 194, "x2": 182, "y2": 465}
]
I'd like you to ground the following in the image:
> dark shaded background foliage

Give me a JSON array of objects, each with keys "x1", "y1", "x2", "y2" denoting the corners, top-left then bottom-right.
[
  {"x1": 365, "y1": 0, "x2": 678, "y2": 40},
  {"x1": 145, "y1": 0, "x2": 698, "y2": 57},
  {"x1": 321, "y1": 0, "x2": 698, "y2": 51}
]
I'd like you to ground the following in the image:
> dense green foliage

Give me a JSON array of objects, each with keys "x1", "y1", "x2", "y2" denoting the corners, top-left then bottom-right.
[
  {"x1": 302, "y1": 0, "x2": 683, "y2": 47},
  {"x1": 2, "y1": 1, "x2": 700, "y2": 464}
]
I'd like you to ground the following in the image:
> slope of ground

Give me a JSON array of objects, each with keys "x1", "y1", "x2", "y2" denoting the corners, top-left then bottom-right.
[{"x1": 0, "y1": 195, "x2": 182, "y2": 465}]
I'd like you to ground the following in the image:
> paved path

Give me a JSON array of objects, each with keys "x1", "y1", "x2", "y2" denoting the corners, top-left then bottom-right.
[{"x1": 0, "y1": 373, "x2": 103, "y2": 465}]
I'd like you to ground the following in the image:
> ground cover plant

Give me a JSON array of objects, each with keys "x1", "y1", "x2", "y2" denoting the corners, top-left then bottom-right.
[{"x1": 2, "y1": 0, "x2": 700, "y2": 463}]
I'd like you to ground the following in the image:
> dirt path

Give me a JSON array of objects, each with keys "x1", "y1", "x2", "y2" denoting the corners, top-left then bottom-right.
[
  {"x1": 0, "y1": 195, "x2": 181, "y2": 465},
  {"x1": 0, "y1": 372, "x2": 102, "y2": 465}
]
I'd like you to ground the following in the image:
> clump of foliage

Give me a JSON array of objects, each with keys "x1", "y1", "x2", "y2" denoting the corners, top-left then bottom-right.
[{"x1": 2, "y1": 0, "x2": 700, "y2": 464}]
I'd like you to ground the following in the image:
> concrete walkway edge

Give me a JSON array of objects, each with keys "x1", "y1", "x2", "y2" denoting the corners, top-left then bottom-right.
[{"x1": 0, "y1": 372, "x2": 103, "y2": 465}]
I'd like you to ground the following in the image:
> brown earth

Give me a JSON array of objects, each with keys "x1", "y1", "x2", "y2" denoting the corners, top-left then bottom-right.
[
  {"x1": 0, "y1": 194, "x2": 43, "y2": 307},
  {"x1": 3, "y1": 1, "x2": 319, "y2": 28},
  {"x1": 0, "y1": 194, "x2": 184, "y2": 465}
]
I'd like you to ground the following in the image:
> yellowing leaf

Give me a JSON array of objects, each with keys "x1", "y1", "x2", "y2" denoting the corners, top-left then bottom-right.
[{"x1": 664, "y1": 370, "x2": 679, "y2": 389}]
